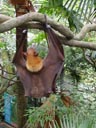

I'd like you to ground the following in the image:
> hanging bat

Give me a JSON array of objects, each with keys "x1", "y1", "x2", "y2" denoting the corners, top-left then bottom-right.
[{"x1": 13, "y1": 26, "x2": 64, "y2": 98}]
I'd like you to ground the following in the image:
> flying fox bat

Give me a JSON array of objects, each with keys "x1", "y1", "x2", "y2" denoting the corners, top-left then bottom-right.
[{"x1": 13, "y1": 26, "x2": 64, "y2": 98}]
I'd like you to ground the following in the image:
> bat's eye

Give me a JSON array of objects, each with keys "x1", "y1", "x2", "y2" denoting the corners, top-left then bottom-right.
[{"x1": 34, "y1": 51, "x2": 38, "y2": 56}]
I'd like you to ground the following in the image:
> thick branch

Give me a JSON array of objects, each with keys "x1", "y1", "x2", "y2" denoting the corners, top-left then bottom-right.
[
  {"x1": 0, "y1": 14, "x2": 96, "y2": 50},
  {"x1": 62, "y1": 39, "x2": 96, "y2": 50},
  {"x1": 0, "y1": 12, "x2": 73, "y2": 39},
  {"x1": 0, "y1": 14, "x2": 11, "y2": 24},
  {"x1": 1, "y1": 14, "x2": 96, "y2": 41},
  {"x1": 75, "y1": 23, "x2": 96, "y2": 40}
]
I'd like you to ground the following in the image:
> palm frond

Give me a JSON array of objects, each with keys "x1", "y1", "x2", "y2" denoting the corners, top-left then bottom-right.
[
  {"x1": 48, "y1": 0, "x2": 63, "y2": 7},
  {"x1": 64, "y1": 0, "x2": 95, "y2": 21},
  {"x1": 50, "y1": 114, "x2": 96, "y2": 128}
]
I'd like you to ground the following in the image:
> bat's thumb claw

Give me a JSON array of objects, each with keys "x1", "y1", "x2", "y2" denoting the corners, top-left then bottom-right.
[
  {"x1": 46, "y1": 24, "x2": 50, "y2": 28},
  {"x1": 22, "y1": 29, "x2": 27, "y2": 33}
]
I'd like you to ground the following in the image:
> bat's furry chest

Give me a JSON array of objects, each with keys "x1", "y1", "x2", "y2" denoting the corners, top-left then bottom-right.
[{"x1": 26, "y1": 56, "x2": 43, "y2": 72}]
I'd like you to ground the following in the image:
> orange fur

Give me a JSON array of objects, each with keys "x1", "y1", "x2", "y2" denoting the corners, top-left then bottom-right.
[{"x1": 24, "y1": 47, "x2": 43, "y2": 72}]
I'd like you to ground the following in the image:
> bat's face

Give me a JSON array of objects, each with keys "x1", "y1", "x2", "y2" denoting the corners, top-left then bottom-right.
[
  {"x1": 23, "y1": 47, "x2": 38, "y2": 58},
  {"x1": 27, "y1": 47, "x2": 38, "y2": 57}
]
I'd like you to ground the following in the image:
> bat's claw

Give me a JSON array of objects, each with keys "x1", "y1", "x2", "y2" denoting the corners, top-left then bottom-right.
[
  {"x1": 47, "y1": 90, "x2": 53, "y2": 97},
  {"x1": 22, "y1": 29, "x2": 27, "y2": 33}
]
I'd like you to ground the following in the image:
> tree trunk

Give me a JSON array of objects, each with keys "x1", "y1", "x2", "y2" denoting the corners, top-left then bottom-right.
[
  {"x1": 16, "y1": 82, "x2": 27, "y2": 128},
  {"x1": 16, "y1": 26, "x2": 27, "y2": 128},
  {"x1": 15, "y1": 3, "x2": 28, "y2": 128}
]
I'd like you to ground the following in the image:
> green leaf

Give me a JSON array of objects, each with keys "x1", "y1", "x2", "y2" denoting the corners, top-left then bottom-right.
[{"x1": 0, "y1": 42, "x2": 5, "y2": 48}]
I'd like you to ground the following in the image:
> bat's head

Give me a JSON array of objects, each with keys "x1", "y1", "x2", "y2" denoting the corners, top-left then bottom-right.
[
  {"x1": 23, "y1": 47, "x2": 38, "y2": 58},
  {"x1": 27, "y1": 47, "x2": 38, "y2": 57}
]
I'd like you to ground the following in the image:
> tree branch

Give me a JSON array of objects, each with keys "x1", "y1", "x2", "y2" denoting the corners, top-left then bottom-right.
[
  {"x1": 0, "y1": 13, "x2": 96, "y2": 50},
  {"x1": 82, "y1": 49, "x2": 96, "y2": 68},
  {"x1": 62, "y1": 39, "x2": 96, "y2": 50},
  {"x1": 0, "y1": 75, "x2": 19, "y2": 95},
  {"x1": 1, "y1": 14, "x2": 96, "y2": 41},
  {"x1": 0, "y1": 14, "x2": 11, "y2": 24},
  {"x1": 0, "y1": 13, "x2": 73, "y2": 39},
  {"x1": 75, "y1": 23, "x2": 96, "y2": 40},
  {"x1": 0, "y1": 64, "x2": 15, "y2": 75}
]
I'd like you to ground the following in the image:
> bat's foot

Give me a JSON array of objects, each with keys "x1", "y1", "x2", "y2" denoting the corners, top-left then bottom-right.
[{"x1": 46, "y1": 90, "x2": 53, "y2": 97}]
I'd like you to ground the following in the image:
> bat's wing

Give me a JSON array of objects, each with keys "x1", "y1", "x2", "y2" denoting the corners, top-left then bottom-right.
[
  {"x1": 39, "y1": 26, "x2": 64, "y2": 95},
  {"x1": 12, "y1": 30, "x2": 26, "y2": 67},
  {"x1": 44, "y1": 26, "x2": 64, "y2": 66},
  {"x1": 13, "y1": 27, "x2": 64, "y2": 98}
]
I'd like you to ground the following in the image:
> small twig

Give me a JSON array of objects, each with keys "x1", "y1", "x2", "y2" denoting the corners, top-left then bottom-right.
[
  {"x1": 0, "y1": 77, "x2": 20, "y2": 95},
  {"x1": 82, "y1": 48, "x2": 94, "y2": 65},
  {"x1": 0, "y1": 64, "x2": 15, "y2": 75},
  {"x1": 0, "y1": 83, "x2": 12, "y2": 94},
  {"x1": 0, "y1": 74, "x2": 17, "y2": 82},
  {"x1": 0, "y1": 64, "x2": 4, "y2": 75}
]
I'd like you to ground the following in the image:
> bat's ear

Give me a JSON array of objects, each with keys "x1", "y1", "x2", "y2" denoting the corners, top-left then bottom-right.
[
  {"x1": 34, "y1": 51, "x2": 38, "y2": 56},
  {"x1": 22, "y1": 52, "x2": 27, "y2": 57}
]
